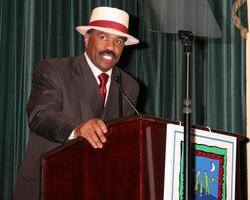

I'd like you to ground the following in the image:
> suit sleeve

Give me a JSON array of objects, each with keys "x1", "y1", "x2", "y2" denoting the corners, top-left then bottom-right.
[{"x1": 26, "y1": 60, "x2": 78, "y2": 143}]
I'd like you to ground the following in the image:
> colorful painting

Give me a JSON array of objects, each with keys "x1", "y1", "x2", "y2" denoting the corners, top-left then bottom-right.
[{"x1": 163, "y1": 124, "x2": 237, "y2": 200}]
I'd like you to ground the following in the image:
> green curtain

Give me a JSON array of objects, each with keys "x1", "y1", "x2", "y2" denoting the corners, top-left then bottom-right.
[
  {"x1": 135, "y1": 0, "x2": 246, "y2": 133},
  {"x1": 0, "y1": 0, "x2": 246, "y2": 199}
]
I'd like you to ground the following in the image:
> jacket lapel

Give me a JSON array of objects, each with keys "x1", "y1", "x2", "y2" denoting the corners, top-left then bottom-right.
[
  {"x1": 71, "y1": 54, "x2": 104, "y2": 119},
  {"x1": 103, "y1": 67, "x2": 120, "y2": 121}
]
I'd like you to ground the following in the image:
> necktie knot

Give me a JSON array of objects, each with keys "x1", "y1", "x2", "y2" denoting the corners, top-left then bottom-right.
[
  {"x1": 98, "y1": 73, "x2": 109, "y2": 105},
  {"x1": 98, "y1": 73, "x2": 109, "y2": 86}
]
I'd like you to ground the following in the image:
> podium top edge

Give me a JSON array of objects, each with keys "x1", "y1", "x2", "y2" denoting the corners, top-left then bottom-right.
[
  {"x1": 107, "y1": 115, "x2": 247, "y2": 142},
  {"x1": 106, "y1": 114, "x2": 172, "y2": 126}
]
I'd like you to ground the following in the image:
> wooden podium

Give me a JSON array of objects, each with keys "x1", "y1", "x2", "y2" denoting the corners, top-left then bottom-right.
[{"x1": 41, "y1": 115, "x2": 247, "y2": 200}]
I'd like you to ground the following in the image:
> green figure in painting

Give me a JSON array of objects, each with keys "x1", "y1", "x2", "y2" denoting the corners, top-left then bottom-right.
[
  {"x1": 204, "y1": 171, "x2": 215, "y2": 196},
  {"x1": 194, "y1": 170, "x2": 200, "y2": 193},
  {"x1": 204, "y1": 171, "x2": 210, "y2": 195}
]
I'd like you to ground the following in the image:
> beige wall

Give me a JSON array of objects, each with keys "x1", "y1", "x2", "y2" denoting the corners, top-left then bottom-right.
[{"x1": 247, "y1": 0, "x2": 250, "y2": 194}]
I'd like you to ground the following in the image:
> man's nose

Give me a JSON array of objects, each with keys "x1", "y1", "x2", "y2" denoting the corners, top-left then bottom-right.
[{"x1": 104, "y1": 39, "x2": 115, "y2": 50}]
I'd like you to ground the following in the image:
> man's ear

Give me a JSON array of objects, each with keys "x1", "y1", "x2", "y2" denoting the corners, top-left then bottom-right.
[{"x1": 84, "y1": 33, "x2": 90, "y2": 49}]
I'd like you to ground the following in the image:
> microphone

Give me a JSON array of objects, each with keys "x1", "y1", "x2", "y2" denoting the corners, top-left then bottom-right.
[{"x1": 115, "y1": 70, "x2": 140, "y2": 116}]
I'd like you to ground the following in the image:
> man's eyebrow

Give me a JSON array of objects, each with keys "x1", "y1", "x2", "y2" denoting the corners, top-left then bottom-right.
[
  {"x1": 101, "y1": 32, "x2": 127, "y2": 42},
  {"x1": 116, "y1": 35, "x2": 127, "y2": 42},
  {"x1": 114, "y1": 35, "x2": 128, "y2": 42},
  {"x1": 100, "y1": 31, "x2": 109, "y2": 35}
]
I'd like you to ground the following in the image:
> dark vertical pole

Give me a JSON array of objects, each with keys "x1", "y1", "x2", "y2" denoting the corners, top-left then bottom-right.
[
  {"x1": 118, "y1": 88, "x2": 123, "y2": 117},
  {"x1": 115, "y1": 71, "x2": 123, "y2": 117},
  {"x1": 178, "y1": 30, "x2": 193, "y2": 200}
]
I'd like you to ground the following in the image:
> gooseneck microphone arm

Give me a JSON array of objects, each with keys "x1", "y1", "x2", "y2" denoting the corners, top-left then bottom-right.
[{"x1": 115, "y1": 71, "x2": 140, "y2": 116}]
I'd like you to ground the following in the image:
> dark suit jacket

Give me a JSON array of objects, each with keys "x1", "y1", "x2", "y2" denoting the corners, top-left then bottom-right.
[{"x1": 13, "y1": 54, "x2": 139, "y2": 200}]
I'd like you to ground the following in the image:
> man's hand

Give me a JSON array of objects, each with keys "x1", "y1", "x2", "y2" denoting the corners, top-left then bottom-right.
[{"x1": 75, "y1": 118, "x2": 107, "y2": 148}]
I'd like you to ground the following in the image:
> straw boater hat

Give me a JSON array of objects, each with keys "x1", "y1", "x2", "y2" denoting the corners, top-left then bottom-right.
[{"x1": 76, "y1": 7, "x2": 139, "y2": 46}]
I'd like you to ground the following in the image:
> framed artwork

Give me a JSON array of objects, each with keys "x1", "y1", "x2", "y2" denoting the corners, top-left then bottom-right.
[{"x1": 163, "y1": 124, "x2": 237, "y2": 200}]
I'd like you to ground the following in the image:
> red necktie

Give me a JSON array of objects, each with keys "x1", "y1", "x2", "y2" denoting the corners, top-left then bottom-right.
[{"x1": 98, "y1": 73, "x2": 109, "y2": 105}]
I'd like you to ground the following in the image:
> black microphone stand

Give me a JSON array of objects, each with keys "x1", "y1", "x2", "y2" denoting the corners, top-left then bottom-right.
[
  {"x1": 178, "y1": 30, "x2": 193, "y2": 200},
  {"x1": 115, "y1": 71, "x2": 140, "y2": 116}
]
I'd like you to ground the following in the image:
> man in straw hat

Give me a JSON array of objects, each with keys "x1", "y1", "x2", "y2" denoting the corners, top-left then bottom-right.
[{"x1": 14, "y1": 6, "x2": 139, "y2": 199}]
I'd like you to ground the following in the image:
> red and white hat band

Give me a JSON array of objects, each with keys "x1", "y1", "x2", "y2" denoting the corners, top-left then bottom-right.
[{"x1": 89, "y1": 20, "x2": 128, "y2": 34}]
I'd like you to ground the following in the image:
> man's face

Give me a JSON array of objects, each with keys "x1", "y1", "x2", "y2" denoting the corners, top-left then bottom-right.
[{"x1": 84, "y1": 30, "x2": 126, "y2": 72}]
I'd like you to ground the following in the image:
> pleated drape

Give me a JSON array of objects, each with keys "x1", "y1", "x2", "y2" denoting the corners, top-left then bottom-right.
[{"x1": 0, "y1": 0, "x2": 246, "y2": 199}]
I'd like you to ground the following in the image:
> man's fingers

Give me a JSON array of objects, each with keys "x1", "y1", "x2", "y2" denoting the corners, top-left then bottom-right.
[
  {"x1": 93, "y1": 122, "x2": 107, "y2": 143},
  {"x1": 76, "y1": 119, "x2": 108, "y2": 148},
  {"x1": 86, "y1": 131, "x2": 104, "y2": 148},
  {"x1": 96, "y1": 119, "x2": 107, "y2": 133},
  {"x1": 85, "y1": 136, "x2": 99, "y2": 149}
]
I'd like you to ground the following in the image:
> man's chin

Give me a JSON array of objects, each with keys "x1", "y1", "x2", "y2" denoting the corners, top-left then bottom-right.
[{"x1": 98, "y1": 64, "x2": 115, "y2": 72}]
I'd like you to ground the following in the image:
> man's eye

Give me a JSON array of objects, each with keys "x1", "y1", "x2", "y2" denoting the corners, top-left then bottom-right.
[
  {"x1": 114, "y1": 39, "x2": 124, "y2": 45},
  {"x1": 100, "y1": 34, "x2": 108, "y2": 40},
  {"x1": 114, "y1": 40, "x2": 121, "y2": 44}
]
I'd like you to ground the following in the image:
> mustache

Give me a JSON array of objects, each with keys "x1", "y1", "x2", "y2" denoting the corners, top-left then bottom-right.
[{"x1": 99, "y1": 50, "x2": 116, "y2": 58}]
